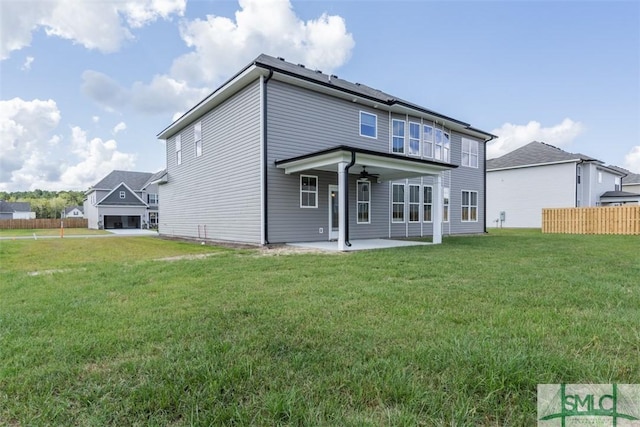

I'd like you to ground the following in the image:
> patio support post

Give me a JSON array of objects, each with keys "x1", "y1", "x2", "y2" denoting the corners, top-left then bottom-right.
[
  {"x1": 432, "y1": 173, "x2": 443, "y2": 244},
  {"x1": 337, "y1": 161, "x2": 348, "y2": 251}
]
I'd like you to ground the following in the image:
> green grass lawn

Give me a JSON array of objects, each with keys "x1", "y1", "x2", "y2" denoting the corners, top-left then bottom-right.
[{"x1": 1, "y1": 231, "x2": 638, "y2": 426}]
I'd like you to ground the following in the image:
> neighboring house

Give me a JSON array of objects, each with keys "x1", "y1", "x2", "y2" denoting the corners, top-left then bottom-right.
[
  {"x1": 486, "y1": 141, "x2": 640, "y2": 228},
  {"x1": 0, "y1": 201, "x2": 36, "y2": 219},
  {"x1": 62, "y1": 205, "x2": 84, "y2": 218},
  {"x1": 84, "y1": 170, "x2": 165, "y2": 229},
  {"x1": 609, "y1": 166, "x2": 640, "y2": 195},
  {"x1": 156, "y1": 54, "x2": 495, "y2": 249}
]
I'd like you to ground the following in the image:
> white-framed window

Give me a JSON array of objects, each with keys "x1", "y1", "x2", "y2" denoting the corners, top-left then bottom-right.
[
  {"x1": 434, "y1": 129, "x2": 443, "y2": 160},
  {"x1": 148, "y1": 193, "x2": 158, "y2": 204},
  {"x1": 357, "y1": 180, "x2": 370, "y2": 224},
  {"x1": 175, "y1": 134, "x2": 182, "y2": 165},
  {"x1": 423, "y1": 125, "x2": 433, "y2": 158},
  {"x1": 423, "y1": 185, "x2": 433, "y2": 222},
  {"x1": 119, "y1": 191, "x2": 126, "y2": 199},
  {"x1": 409, "y1": 184, "x2": 420, "y2": 222},
  {"x1": 434, "y1": 129, "x2": 451, "y2": 162},
  {"x1": 392, "y1": 119, "x2": 405, "y2": 154},
  {"x1": 443, "y1": 187, "x2": 450, "y2": 222},
  {"x1": 461, "y1": 190, "x2": 478, "y2": 222},
  {"x1": 443, "y1": 132, "x2": 450, "y2": 162},
  {"x1": 360, "y1": 111, "x2": 377, "y2": 138},
  {"x1": 462, "y1": 138, "x2": 478, "y2": 168},
  {"x1": 300, "y1": 175, "x2": 318, "y2": 208},
  {"x1": 409, "y1": 122, "x2": 420, "y2": 156},
  {"x1": 194, "y1": 121, "x2": 202, "y2": 157},
  {"x1": 615, "y1": 177, "x2": 621, "y2": 191},
  {"x1": 392, "y1": 183, "x2": 405, "y2": 222}
]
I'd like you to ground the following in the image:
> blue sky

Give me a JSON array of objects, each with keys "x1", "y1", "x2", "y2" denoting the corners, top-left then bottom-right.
[{"x1": 1, "y1": 0, "x2": 639, "y2": 191}]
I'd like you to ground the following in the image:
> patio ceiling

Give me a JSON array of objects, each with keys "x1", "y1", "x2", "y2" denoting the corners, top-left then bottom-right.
[{"x1": 275, "y1": 145, "x2": 457, "y2": 182}]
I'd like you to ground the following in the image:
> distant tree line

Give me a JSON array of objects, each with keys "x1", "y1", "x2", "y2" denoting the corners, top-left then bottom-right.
[{"x1": 0, "y1": 190, "x2": 86, "y2": 219}]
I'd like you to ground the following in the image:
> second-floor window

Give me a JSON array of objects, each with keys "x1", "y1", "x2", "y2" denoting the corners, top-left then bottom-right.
[
  {"x1": 434, "y1": 129, "x2": 450, "y2": 162},
  {"x1": 462, "y1": 138, "x2": 478, "y2": 168},
  {"x1": 194, "y1": 121, "x2": 202, "y2": 157},
  {"x1": 409, "y1": 122, "x2": 420, "y2": 156},
  {"x1": 360, "y1": 112, "x2": 377, "y2": 138},
  {"x1": 148, "y1": 194, "x2": 158, "y2": 204},
  {"x1": 119, "y1": 191, "x2": 126, "y2": 199},
  {"x1": 423, "y1": 125, "x2": 433, "y2": 158},
  {"x1": 176, "y1": 134, "x2": 182, "y2": 165},
  {"x1": 392, "y1": 119, "x2": 405, "y2": 154}
]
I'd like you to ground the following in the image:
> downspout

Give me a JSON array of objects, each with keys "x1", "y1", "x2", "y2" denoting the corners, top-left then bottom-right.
[
  {"x1": 575, "y1": 159, "x2": 584, "y2": 207},
  {"x1": 344, "y1": 150, "x2": 357, "y2": 247},
  {"x1": 483, "y1": 135, "x2": 496, "y2": 234},
  {"x1": 262, "y1": 70, "x2": 274, "y2": 244}
]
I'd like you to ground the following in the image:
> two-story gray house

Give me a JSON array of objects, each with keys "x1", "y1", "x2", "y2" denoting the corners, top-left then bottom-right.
[
  {"x1": 84, "y1": 170, "x2": 164, "y2": 230},
  {"x1": 156, "y1": 54, "x2": 495, "y2": 249}
]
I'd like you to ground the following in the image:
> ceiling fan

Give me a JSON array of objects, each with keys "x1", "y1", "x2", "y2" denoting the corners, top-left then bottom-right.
[{"x1": 358, "y1": 166, "x2": 379, "y2": 181}]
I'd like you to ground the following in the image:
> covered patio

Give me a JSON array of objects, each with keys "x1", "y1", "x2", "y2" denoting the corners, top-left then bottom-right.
[{"x1": 275, "y1": 145, "x2": 457, "y2": 251}]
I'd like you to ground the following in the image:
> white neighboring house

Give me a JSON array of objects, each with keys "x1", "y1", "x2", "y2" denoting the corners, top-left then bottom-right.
[
  {"x1": 62, "y1": 206, "x2": 84, "y2": 218},
  {"x1": 609, "y1": 166, "x2": 640, "y2": 195},
  {"x1": 0, "y1": 201, "x2": 36, "y2": 219},
  {"x1": 486, "y1": 141, "x2": 640, "y2": 228}
]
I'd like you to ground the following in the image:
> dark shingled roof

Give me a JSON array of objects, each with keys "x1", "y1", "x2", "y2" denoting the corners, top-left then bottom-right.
[
  {"x1": 64, "y1": 205, "x2": 84, "y2": 214},
  {"x1": 600, "y1": 191, "x2": 640, "y2": 198},
  {"x1": 0, "y1": 201, "x2": 31, "y2": 212},
  {"x1": 91, "y1": 170, "x2": 156, "y2": 191},
  {"x1": 487, "y1": 141, "x2": 599, "y2": 170},
  {"x1": 607, "y1": 165, "x2": 640, "y2": 185}
]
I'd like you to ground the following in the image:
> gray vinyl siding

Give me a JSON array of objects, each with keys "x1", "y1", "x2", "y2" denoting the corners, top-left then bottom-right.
[
  {"x1": 100, "y1": 185, "x2": 145, "y2": 206},
  {"x1": 159, "y1": 80, "x2": 262, "y2": 243},
  {"x1": 448, "y1": 132, "x2": 485, "y2": 234},
  {"x1": 266, "y1": 80, "x2": 486, "y2": 242},
  {"x1": 266, "y1": 80, "x2": 391, "y2": 243}
]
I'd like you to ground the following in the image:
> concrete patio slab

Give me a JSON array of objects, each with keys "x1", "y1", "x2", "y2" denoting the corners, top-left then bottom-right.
[{"x1": 287, "y1": 238, "x2": 431, "y2": 252}]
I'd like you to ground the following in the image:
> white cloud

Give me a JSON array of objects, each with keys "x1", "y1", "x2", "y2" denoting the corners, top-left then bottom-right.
[
  {"x1": 81, "y1": 70, "x2": 130, "y2": 111},
  {"x1": 487, "y1": 118, "x2": 584, "y2": 159},
  {"x1": 623, "y1": 146, "x2": 640, "y2": 173},
  {"x1": 0, "y1": 98, "x2": 136, "y2": 191},
  {"x1": 92, "y1": 116, "x2": 100, "y2": 123},
  {"x1": 131, "y1": 75, "x2": 209, "y2": 114},
  {"x1": 0, "y1": 0, "x2": 185, "y2": 60},
  {"x1": 60, "y1": 127, "x2": 136, "y2": 189},
  {"x1": 75, "y1": 0, "x2": 353, "y2": 118},
  {"x1": 21, "y1": 56, "x2": 34, "y2": 70},
  {"x1": 0, "y1": 98, "x2": 61, "y2": 182},
  {"x1": 171, "y1": 0, "x2": 355, "y2": 86},
  {"x1": 112, "y1": 121, "x2": 127, "y2": 134}
]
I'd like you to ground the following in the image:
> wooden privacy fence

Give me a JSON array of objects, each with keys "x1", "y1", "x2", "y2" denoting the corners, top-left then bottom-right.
[
  {"x1": 0, "y1": 218, "x2": 88, "y2": 229},
  {"x1": 542, "y1": 206, "x2": 640, "y2": 235}
]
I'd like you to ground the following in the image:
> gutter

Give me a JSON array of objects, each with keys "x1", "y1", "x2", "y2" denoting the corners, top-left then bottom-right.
[
  {"x1": 263, "y1": 70, "x2": 274, "y2": 245},
  {"x1": 343, "y1": 150, "x2": 357, "y2": 247}
]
